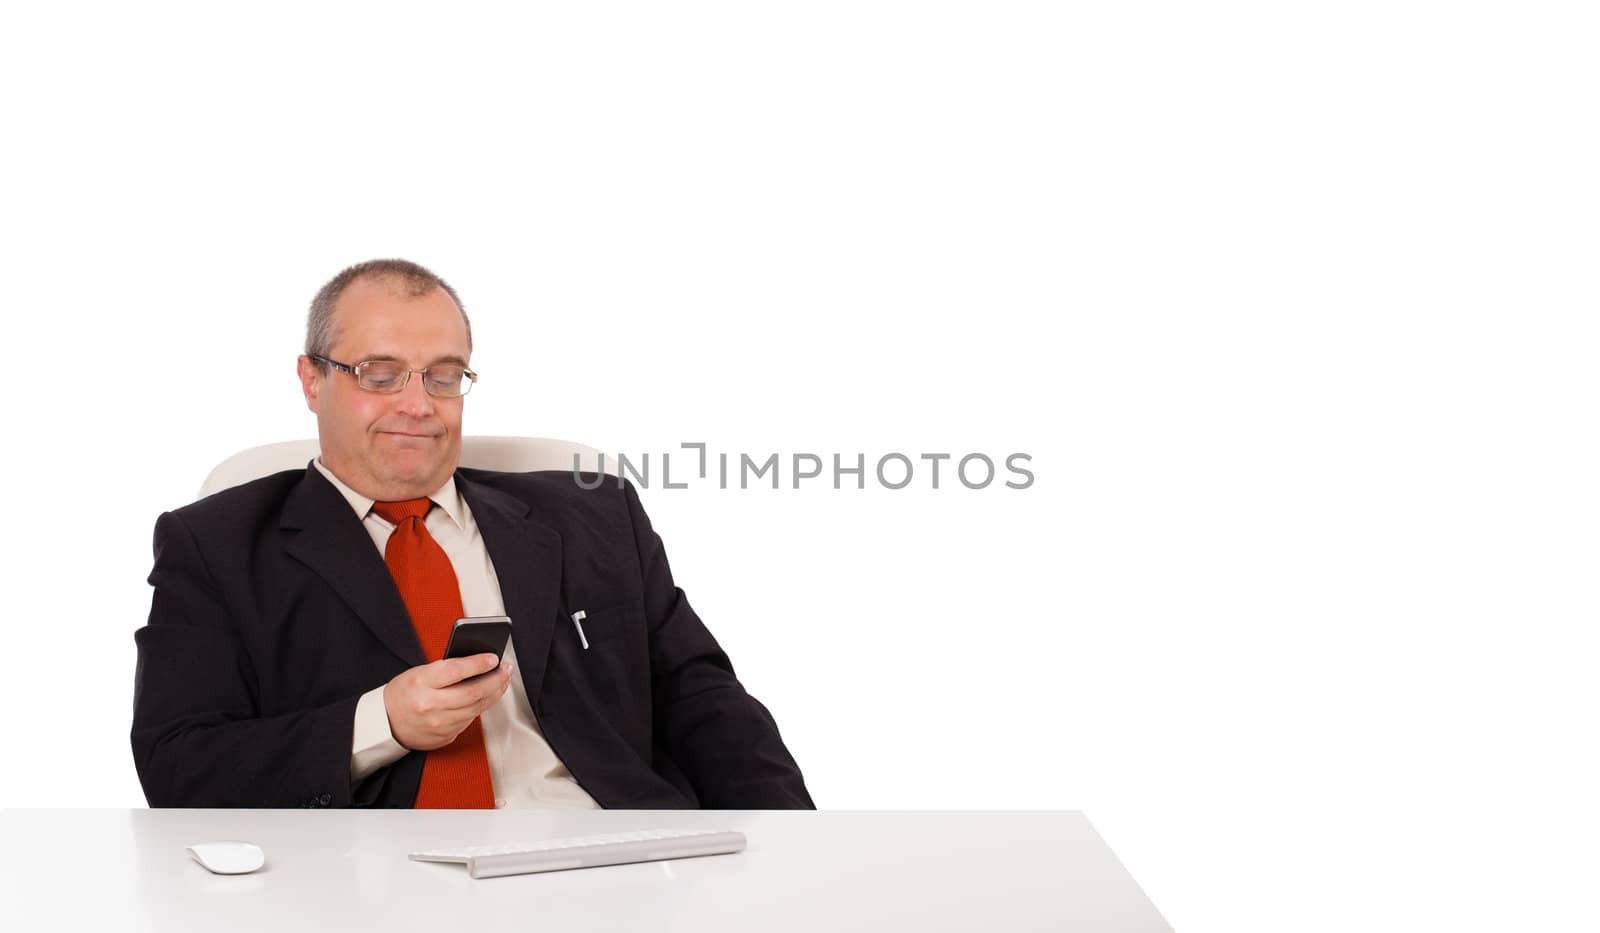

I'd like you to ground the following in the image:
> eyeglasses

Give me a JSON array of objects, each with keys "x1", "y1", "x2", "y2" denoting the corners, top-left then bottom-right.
[{"x1": 310, "y1": 355, "x2": 477, "y2": 398}]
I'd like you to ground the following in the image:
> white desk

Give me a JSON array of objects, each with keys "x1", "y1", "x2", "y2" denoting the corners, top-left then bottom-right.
[{"x1": 0, "y1": 809, "x2": 1171, "y2": 932}]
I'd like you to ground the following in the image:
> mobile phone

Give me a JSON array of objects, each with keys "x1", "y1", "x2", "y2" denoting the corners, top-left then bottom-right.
[{"x1": 442, "y1": 615, "x2": 513, "y2": 669}]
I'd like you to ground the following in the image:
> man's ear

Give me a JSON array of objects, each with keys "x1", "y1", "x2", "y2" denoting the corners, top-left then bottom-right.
[{"x1": 296, "y1": 355, "x2": 322, "y2": 414}]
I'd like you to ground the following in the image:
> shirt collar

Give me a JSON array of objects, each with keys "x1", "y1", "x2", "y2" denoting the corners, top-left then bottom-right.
[{"x1": 312, "y1": 458, "x2": 465, "y2": 531}]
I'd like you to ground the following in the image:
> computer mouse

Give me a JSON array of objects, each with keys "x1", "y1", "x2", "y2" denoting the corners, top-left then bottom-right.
[{"x1": 186, "y1": 840, "x2": 266, "y2": 874}]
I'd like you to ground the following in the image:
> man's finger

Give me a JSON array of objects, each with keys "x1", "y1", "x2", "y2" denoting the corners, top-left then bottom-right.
[
  {"x1": 434, "y1": 660, "x2": 515, "y2": 710},
  {"x1": 426, "y1": 653, "x2": 502, "y2": 688},
  {"x1": 478, "y1": 666, "x2": 515, "y2": 711}
]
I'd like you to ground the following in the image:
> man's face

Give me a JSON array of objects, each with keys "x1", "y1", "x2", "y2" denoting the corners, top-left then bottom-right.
[{"x1": 296, "y1": 277, "x2": 471, "y2": 502}]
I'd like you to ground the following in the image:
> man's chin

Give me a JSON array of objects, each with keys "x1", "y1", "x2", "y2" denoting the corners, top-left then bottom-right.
[{"x1": 370, "y1": 447, "x2": 459, "y2": 497}]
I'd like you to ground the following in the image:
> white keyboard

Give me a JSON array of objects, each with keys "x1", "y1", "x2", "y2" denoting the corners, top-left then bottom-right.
[{"x1": 409, "y1": 828, "x2": 747, "y2": 879}]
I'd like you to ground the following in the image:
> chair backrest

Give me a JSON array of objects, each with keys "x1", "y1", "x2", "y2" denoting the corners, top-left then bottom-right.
[{"x1": 198, "y1": 436, "x2": 616, "y2": 498}]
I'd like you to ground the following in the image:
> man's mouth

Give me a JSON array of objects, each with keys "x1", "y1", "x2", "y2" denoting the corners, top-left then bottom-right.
[{"x1": 377, "y1": 429, "x2": 442, "y2": 441}]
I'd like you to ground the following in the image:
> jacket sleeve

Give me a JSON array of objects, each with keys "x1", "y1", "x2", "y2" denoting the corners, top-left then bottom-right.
[
  {"x1": 623, "y1": 480, "x2": 816, "y2": 809},
  {"x1": 130, "y1": 510, "x2": 377, "y2": 808}
]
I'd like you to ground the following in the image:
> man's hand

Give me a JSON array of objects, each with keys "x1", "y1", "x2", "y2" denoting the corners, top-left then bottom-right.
[{"x1": 383, "y1": 654, "x2": 515, "y2": 751}]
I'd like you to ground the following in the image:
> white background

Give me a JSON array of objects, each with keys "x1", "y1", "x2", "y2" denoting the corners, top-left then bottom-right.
[{"x1": 2, "y1": 2, "x2": 1596, "y2": 930}]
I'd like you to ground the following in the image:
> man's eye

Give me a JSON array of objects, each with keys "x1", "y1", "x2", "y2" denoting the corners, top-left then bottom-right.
[{"x1": 361, "y1": 367, "x2": 404, "y2": 387}]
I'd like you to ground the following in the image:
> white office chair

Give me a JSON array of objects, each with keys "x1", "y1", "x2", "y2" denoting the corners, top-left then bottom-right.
[{"x1": 199, "y1": 436, "x2": 617, "y2": 498}]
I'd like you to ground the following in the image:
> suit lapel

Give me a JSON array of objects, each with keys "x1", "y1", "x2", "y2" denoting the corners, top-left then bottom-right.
[
  {"x1": 455, "y1": 471, "x2": 563, "y2": 703},
  {"x1": 280, "y1": 466, "x2": 424, "y2": 668}
]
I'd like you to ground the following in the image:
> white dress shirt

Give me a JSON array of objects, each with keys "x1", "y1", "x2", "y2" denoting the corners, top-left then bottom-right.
[{"x1": 314, "y1": 459, "x2": 599, "y2": 810}]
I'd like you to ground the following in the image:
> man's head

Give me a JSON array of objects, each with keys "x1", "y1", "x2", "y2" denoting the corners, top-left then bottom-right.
[{"x1": 296, "y1": 259, "x2": 474, "y2": 502}]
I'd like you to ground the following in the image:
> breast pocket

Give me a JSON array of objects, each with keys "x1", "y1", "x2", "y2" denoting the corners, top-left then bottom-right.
[
  {"x1": 563, "y1": 602, "x2": 640, "y2": 648},
  {"x1": 557, "y1": 601, "x2": 649, "y2": 741}
]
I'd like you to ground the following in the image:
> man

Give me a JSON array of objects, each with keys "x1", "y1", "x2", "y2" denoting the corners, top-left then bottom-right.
[{"x1": 131, "y1": 259, "x2": 813, "y2": 809}]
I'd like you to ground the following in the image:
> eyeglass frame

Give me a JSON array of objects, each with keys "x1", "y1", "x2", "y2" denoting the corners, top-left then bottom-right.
[{"x1": 308, "y1": 354, "x2": 478, "y2": 398}]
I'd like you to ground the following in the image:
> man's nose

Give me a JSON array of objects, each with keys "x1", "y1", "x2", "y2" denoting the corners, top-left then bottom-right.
[{"x1": 392, "y1": 372, "x2": 436, "y2": 416}]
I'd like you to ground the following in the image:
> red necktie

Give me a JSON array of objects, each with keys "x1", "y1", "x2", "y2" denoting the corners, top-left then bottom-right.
[{"x1": 373, "y1": 498, "x2": 496, "y2": 809}]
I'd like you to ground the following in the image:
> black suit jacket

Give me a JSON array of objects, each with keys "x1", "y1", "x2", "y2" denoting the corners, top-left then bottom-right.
[{"x1": 130, "y1": 464, "x2": 813, "y2": 809}]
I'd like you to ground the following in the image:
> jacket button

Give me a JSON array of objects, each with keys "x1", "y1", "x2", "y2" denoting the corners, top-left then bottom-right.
[{"x1": 319, "y1": 793, "x2": 332, "y2": 806}]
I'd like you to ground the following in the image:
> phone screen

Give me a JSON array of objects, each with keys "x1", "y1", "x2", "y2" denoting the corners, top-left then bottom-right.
[{"x1": 442, "y1": 615, "x2": 513, "y2": 665}]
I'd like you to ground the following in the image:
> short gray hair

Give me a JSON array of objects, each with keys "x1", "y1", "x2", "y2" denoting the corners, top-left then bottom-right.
[{"x1": 305, "y1": 259, "x2": 471, "y2": 369}]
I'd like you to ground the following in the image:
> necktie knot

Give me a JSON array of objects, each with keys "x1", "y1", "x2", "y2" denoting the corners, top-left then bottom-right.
[{"x1": 373, "y1": 498, "x2": 432, "y2": 525}]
